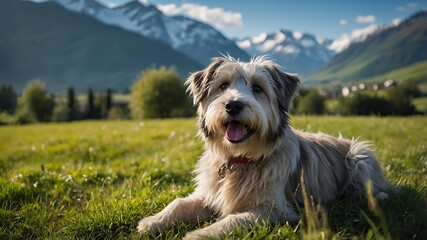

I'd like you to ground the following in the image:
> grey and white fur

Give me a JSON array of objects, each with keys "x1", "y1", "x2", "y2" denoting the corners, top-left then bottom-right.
[{"x1": 137, "y1": 56, "x2": 391, "y2": 239}]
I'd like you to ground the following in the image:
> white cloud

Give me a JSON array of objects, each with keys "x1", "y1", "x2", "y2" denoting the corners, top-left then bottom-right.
[
  {"x1": 157, "y1": 4, "x2": 180, "y2": 15},
  {"x1": 396, "y1": 2, "x2": 419, "y2": 11},
  {"x1": 396, "y1": 6, "x2": 407, "y2": 12},
  {"x1": 329, "y1": 24, "x2": 379, "y2": 52},
  {"x1": 356, "y1": 15, "x2": 376, "y2": 24},
  {"x1": 407, "y1": 2, "x2": 419, "y2": 8},
  {"x1": 157, "y1": 3, "x2": 243, "y2": 29},
  {"x1": 392, "y1": 18, "x2": 402, "y2": 26},
  {"x1": 339, "y1": 19, "x2": 348, "y2": 26}
]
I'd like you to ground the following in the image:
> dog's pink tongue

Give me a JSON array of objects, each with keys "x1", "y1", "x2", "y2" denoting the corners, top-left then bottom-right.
[{"x1": 226, "y1": 121, "x2": 245, "y2": 141}]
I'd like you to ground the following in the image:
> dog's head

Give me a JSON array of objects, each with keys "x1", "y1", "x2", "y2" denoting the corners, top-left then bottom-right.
[{"x1": 186, "y1": 56, "x2": 300, "y2": 160}]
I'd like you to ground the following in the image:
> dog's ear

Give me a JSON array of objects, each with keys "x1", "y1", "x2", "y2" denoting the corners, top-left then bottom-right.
[
  {"x1": 185, "y1": 58, "x2": 225, "y2": 105},
  {"x1": 264, "y1": 64, "x2": 300, "y2": 112}
]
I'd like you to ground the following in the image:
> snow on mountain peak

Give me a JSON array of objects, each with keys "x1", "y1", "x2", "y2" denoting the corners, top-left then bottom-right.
[
  {"x1": 236, "y1": 29, "x2": 335, "y2": 74},
  {"x1": 329, "y1": 24, "x2": 380, "y2": 52},
  {"x1": 252, "y1": 32, "x2": 268, "y2": 44},
  {"x1": 44, "y1": 0, "x2": 247, "y2": 65},
  {"x1": 292, "y1": 31, "x2": 303, "y2": 40}
]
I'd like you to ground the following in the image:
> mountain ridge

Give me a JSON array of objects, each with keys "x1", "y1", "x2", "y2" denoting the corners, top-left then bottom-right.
[
  {"x1": 306, "y1": 10, "x2": 427, "y2": 85},
  {"x1": 0, "y1": 0, "x2": 202, "y2": 92},
  {"x1": 50, "y1": 0, "x2": 249, "y2": 65}
]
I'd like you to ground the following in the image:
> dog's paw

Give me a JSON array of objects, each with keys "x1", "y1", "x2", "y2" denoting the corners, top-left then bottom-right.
[
  {"x1": 183, "y1": 230, "x2": 207, "y2": 240},
  {"x1": 184, "y1": 229, "x2": 223, "y2": 240},
  {"x1": 137, "y1": 216, "x2": 165, "y2": 235}
]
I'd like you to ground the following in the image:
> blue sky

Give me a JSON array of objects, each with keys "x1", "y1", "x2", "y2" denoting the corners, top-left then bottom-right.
[{"x1": 98, "y1": 0, "x2": 426, "y2": 39}]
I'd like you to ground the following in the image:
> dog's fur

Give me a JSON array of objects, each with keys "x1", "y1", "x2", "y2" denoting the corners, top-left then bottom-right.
[{"x1": 137, "y1": 56, "x2": 391, "y2": 239}]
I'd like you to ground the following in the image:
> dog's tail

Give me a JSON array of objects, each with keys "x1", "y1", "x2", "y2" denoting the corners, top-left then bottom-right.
[{"x1": 345, "y1": 139, "x2": 391, "y2": 199}]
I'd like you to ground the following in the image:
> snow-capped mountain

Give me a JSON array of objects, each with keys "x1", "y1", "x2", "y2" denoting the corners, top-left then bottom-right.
[
  {"x1": 48, "y1": 0, "x2": 248, "y2": 65},
  {"x1": 328, "y1": 24, "x2": 384, "y2": 53},
  {"x1": 236, "y1": 30, "x2": 335, "y2": 75}
]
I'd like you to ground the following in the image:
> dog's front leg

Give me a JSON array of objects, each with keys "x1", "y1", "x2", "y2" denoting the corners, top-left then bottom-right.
[
  {"x1": 184, "y1": 208, "x2": 277, "y2": 240},
  {"x1": 137, "y1": 195, "x2": 212, "y2": 235}
]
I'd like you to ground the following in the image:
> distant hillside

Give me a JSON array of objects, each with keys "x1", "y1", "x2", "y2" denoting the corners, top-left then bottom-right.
[
  {"x1": 306, "y1": 10, "x2": 427, "y2": 85},
  {"x1": 48, "y1": 0, "x2": 250, "y2": 65},
  {"x1": 0, "y1": 0, "x2": 202, "y2": 92}
]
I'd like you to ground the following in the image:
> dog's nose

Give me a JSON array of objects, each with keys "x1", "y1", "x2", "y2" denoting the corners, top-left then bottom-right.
[{"x1": 225, "y1": 101, "x2": 244, "y2": 115}]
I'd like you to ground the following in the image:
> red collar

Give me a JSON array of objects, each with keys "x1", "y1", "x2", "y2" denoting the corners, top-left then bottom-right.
[{"x1": 229, "y1": 156, "x2": 254, "y2": 164}]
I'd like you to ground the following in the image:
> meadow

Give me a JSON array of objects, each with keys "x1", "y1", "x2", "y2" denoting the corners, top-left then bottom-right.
[{"x1": 0, "y1": 116, "x2": 426, "y2": 239}]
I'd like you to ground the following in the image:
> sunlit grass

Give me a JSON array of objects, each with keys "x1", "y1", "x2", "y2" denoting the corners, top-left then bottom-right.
[{"x1": 0, "y1": 117, "x2": 426, "y2": 239}]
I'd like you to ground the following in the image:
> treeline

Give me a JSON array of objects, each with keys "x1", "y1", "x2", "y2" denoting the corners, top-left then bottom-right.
[
  {"x1": 293, "y1": 80, "x2": 423, "y2": 116},
  {"x1": 0, "y1": 67, "x2": 191, "y2": 125},
  {"x1": 0, "y1": 80, "x2": 121, "y2": 125},
  {"x1": 1, "y1": 69, "x2": 424, "y2": 125}
]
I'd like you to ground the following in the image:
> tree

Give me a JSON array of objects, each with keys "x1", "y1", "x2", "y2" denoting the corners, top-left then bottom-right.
[
  {"x1": 16, "y1": 79, "x2": 55, "y2": 122},
  {"x1": 51, "y1": 99, "x2": 70, "y2": 122},
  {"x1": 84, "y1": 88, "x2": 97, "y2": 119},
  {"x1": 130, "y1": 67, "x2": 189, "y2": 119},
  {"x1": 386, "y1": 80, "x2": 420, "y2": 115},
  {"x1": 100, "y1": 88, "x2": 113, "y2": 118},
  {"x1": 0, "y1": 85, "x2": 17, "y2": 114},
  {"x1": 295, "y1": 90, "x2": 326, "y2": 115},
  {"x1": 337, "y1": 92, "x2": 392, "y2": 116},
  {"x1": 66, "y1": 86, "x2": 79, "y2": 120},
  {"x1": 107, "y1": 106, "x2": 127, "y2": 120}
]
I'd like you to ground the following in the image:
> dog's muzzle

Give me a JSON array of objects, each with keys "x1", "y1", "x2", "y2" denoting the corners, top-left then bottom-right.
[
  {"x1": 223, "y1": 101, "x2": 255, "y2": 143},
  {"x1": 225, "y1": 121, "x2": 255, "y2": 143}
]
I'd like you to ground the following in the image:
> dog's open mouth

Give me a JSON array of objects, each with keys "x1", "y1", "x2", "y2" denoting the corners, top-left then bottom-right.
[{"x1": 225, "y1": 121, "x2": 255, "y2": 143}]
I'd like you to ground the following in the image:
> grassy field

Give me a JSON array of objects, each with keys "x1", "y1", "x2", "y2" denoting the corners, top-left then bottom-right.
[{"x1": 0, "y1": 117, "x2": 426, "y2": 239}]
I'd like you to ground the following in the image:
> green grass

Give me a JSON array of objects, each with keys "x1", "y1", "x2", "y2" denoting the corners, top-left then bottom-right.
[
  {"x1": 414, "y1": 96, "x2": 427, "y2": 113},
  {"x1": 361, "y1": 61, "x2": 427, "y2": 84},
  {"x1": 1, "y1": 117, "x2": 426, "y2": 239},
  {"x1": 306, "y1": 60, "x2": 427, "y2": 88}
]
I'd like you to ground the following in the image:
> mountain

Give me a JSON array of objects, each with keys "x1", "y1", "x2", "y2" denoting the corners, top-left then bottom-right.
[
  {"x1": 0, "y1": 0, "x2": 202, "y2": 92},
  {"x1": 236, "y1": 30, "x2": 335, "y2": 75},
  {"x1": 50, "y1": 0, "x2": 249, "y2": 65},
  {"x1": 307, "y1": 10, "x2": 427, "y2": 85},
  {"x1": 328, "y1": 24, "x2": 384, "y2": 53}
]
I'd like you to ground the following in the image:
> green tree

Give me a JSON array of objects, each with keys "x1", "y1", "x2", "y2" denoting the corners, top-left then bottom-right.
[
  {"x1": 107, "y1": 106, "x2": 127, "y2": 120},
  {"x1": 130, "y1": 67, "x2": 188, "y2": 119},
  {"x1": 386, "y1": 80, "x2": 420, "y2": 115},
  {"x1": 100, "y1": 88, "x2": 113, "y2": 118},
  {"x1": 0, "y1": 85, "x2": 17, "y2": 114},
  {"x1": 16, "y1": 79, "x2": 55, "y2": 122},
  {"x1": 295, "y1": 90, "x2": 326, "y2": 115},
  {"x1": 84, "y1": 88, "x2": 97, "y2": 119},
  {"x1": 51, "y1": 98, "x2": 70, "y2": 122},
  {"x1": 66, "y1": 86, "x2": 79, "y2": 120},
  {"x1": 337, "y1": 92, "x2": 392, "y2": 116}
]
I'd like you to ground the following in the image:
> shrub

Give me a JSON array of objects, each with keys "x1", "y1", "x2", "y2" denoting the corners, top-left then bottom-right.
[
  {"x1": 386, "y1": 80, "x2": 420, "y2": 115},
  {"x1": 107, "y1": 106, "x2": 127, "y2": 120},
  {"x1": 16, "y1": 80, "x2": 55, "y2": 122},
  {"x1": 295, "y1": 90, "x2": 326, "y2": 115},
  {"x1": 337, "y1": 92, "x2": 393, "y2": 116},
  {"x1": 51, "y1": 99, "x2": 71, "y2": 122},
  {"x1": 129, "y1": 67, "x2": 189, "y2": 119}
]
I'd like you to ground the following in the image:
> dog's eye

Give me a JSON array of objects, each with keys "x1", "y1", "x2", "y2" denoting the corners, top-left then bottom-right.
[
  {"x1": 252, "y1": 85, "x2": 263, "y2": 93},
  {"x1": 220, "y1": 82, "x2": 229, "y2": 91}
]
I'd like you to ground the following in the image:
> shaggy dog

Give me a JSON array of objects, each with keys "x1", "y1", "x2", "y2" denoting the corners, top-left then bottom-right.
[{"x1": 137, "y1": 56, "x2": 390, "y2": 239}]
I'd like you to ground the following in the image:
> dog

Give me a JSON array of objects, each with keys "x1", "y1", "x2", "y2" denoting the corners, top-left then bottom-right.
[{"x1": 137, "y1": 56, "x2": 391, "y2": 239}]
